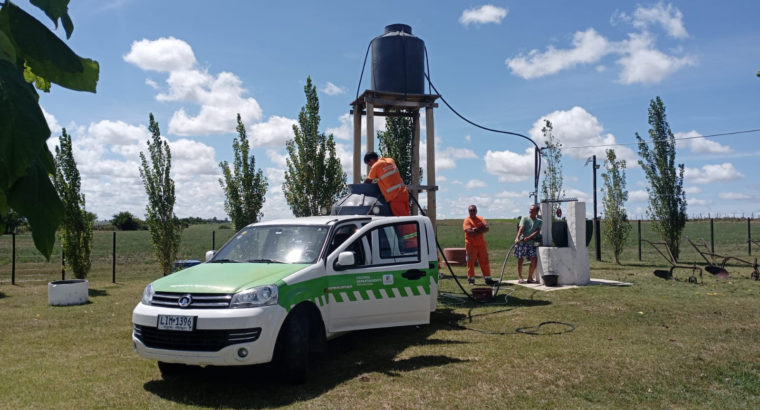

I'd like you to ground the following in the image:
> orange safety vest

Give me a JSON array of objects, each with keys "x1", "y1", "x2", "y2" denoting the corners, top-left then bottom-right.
[
  {"x1": 463, "y1": 215, "x2": 488, "y2": 246},
  {"x1": 368, "y1": 157, "x2": 406, "y2": 202}
]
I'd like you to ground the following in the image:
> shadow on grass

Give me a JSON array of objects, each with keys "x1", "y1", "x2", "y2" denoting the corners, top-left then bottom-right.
[
  {"x1": 143, "y1": 308, "x2": 469, "y2": 407},
  {"x1": 88, "y1": 288, "x2": 108, "y2": 297},
  {"x1": 0, "y1": 292, "x2": 5, "y2": 299}
]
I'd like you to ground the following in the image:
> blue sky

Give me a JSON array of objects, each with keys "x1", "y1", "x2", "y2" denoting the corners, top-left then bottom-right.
[{"x1": 34, "y1": 0, "x2": 760, "y2": 221}]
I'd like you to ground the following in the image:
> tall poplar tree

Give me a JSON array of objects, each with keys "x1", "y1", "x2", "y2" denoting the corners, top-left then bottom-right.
[
  {"x1": 636, "y1": 97, "x2": 687, "y2": 260},
  {"x1": 540, "y1": 120, "x2": 564, "y2": 215},
  {"x1": 139, "y1": 114, "x2": 181, "y2": 276},
  {"x1": 54, "y1": 128, "x2": 93, "y2": 279},
  {"x1": 377, "y1": 111, "x2": 415, "y2": 184},
  {"x1": 601, "y1": 149, "x2": 631, "y2": 264},
  {"x1": 219, "y1": 114, "x2": 268, "y2": 230},
  {"x1": 283, "y1": 76, "x2": 346, "y2": 216}
]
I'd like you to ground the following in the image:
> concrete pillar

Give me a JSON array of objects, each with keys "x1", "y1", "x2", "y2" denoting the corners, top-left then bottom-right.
[
  {"x1": 352, "y1": 104, "x2": 362, "y2": 183},
  {"x1": 365, "y1": 102, "x2": 374, "y2": 176},
  {"x1": 425, "y1": 106, "x2": 436, "y2": 230}
]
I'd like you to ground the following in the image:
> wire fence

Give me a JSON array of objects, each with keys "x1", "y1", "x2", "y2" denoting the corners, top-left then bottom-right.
[{"x1": 1, "y1": 219, "x2": 757, "y2": 285}]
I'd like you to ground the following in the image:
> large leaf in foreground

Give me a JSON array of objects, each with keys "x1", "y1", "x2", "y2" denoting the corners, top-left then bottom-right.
[
  {"x1": 8, "y1": 153, "x2": 64, "y2": 259},
  {"x1": 0, "y1": 59, "x2": 50, "y2": 195},
  {"x1": 0, "y1": 2, "x2": 97, "y2": 92}
]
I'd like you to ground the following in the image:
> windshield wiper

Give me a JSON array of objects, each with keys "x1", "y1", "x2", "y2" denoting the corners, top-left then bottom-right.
[
  {"x1": 210, "y1": 258, "x2": 239, "y2": 263},
  {"x1": 247, "y1": 258, "x2": 284, "y2": 264}
]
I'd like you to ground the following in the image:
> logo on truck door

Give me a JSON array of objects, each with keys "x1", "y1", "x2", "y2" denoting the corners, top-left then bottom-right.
[{"x1": 383, "y1": 274, "x2": 394, "y2": 285}]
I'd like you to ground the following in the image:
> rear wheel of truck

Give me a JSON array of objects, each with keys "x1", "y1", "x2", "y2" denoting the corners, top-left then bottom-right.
[{"x1": 272, "y1": 309, "x2": 310, "y2": 384}]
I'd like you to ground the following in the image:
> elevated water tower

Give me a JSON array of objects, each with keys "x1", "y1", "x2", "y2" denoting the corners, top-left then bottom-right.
[{"x1": 350, "y1": 24, "x2": 440, "y2": 226}]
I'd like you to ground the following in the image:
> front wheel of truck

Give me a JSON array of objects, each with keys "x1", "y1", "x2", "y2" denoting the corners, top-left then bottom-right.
[
  {"x1": 272, "y1": 309, "x2": 309, "y2": 384},
  {"x1": 157, "y1": 361, "x2": 188, "y2": 380}
]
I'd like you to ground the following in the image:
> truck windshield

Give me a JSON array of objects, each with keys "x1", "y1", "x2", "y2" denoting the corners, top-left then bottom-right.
[{"x1": 211, "y1": 225, "x2": 330, "y2": 264}]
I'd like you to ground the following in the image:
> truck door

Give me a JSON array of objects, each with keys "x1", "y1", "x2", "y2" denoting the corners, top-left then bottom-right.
[{"x1": 325, "y1": 219, "x2": 431, "y2": 332}]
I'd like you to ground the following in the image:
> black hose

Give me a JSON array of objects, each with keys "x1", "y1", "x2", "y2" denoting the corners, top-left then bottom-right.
[
  {"x1": 408, "y1": 194, "x2": 507, "y2": 304},
  {"x1": 515, "y1": 321, "x2": 576, "y2": 335}
]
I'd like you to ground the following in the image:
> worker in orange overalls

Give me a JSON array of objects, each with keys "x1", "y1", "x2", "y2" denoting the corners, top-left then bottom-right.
[
  {"x1": 364, "y1": 152, "x2": 416, "y2": 248},
  {"x1": 463, "y1": 204, "x2": 497, "y2": 286}
]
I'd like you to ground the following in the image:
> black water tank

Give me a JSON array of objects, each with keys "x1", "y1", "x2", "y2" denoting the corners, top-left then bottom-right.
[{"x1": 371, "y1": 24, "x2": 425, "y2": 94}]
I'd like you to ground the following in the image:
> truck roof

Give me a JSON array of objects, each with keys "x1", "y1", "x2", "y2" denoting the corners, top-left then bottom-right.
[{"x1": 250, "y1": 214, "x2": 428, "y2": 228}]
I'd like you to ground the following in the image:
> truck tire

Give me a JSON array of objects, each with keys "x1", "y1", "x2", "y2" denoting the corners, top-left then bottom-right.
[
  {"x1": 157, "y1": 361, "x2": 187, "y2": 380},
  {"x1": 272, "y1": 309, "x2": 310, "y2": 384}
]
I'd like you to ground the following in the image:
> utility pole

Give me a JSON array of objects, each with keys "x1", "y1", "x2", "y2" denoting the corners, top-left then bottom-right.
[{"x1": 586, "y1": 155, "x2": 601, "y2": 261}]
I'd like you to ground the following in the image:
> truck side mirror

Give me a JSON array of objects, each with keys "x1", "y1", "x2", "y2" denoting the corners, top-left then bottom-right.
[
  {"x1": 205, "y1": 250, "x2": 215, "y2": 262},
  {"x1": 335, "y1": 251, "x2": 355, "y2": 269}
]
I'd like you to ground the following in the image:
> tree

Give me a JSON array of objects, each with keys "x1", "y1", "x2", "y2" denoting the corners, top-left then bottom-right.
[
  {"x1": 111, "y1": 211, "x2": 142, "y2": 231},
  {"x1": 283, "y1": 76, "x2": 346, "y2": 216},
  {"x1": 139, "y1": 114, "x2": 181, "y2": 276},
  {"x1": 1, "y1": 209, "x2": 25, "y2": 234},
  {"x1": 636, "y1": 96, "x2": 687, "y2": 260},
  {"x1": 377, "y1": 111, "x2": 415, "y2": 184},
  {"x1": 540, "y1": 120, "x2": 564, "y2": 215},
  {"x1": 600, "y1": 149, "x2": 631, "y2": 264},
  {"x1": 54, "y1": 128, "x2": 92, "y2": 278},
  {"x1": 219, "y1": 114, "x2": 267, "y2": 230},
  {"x1": 0, "y1": 1, "x2": 99, "y2": 258}
]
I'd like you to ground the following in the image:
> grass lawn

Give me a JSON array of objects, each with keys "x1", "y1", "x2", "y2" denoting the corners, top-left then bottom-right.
[{"x1": 1, "y1": 221, "x2": 759, "y2": 408}]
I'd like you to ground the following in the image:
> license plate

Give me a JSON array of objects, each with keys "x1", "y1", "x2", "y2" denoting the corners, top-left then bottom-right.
[{"x1": 157, "y1": 315, "x2": 195, "y2": 331}]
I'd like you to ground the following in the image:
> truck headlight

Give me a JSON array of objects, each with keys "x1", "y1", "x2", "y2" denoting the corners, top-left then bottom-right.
[
  {"x1": 141, "y1": 283, "x2": 155, "y2": 305},
  {"x1": 230, "y1": 285, "x2": 278, "y2": 308}
]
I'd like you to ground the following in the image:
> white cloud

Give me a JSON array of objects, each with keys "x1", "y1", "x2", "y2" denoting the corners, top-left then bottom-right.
[
  {"x1": 266, "y1": 149, "x2": 288, "y2": 168},
  {"x1": 506, "y1": 3, "x2": 694, "y2": 84},
  {"x1": 50, "y1": 118, "x2": 229, "y2": 221},
  {"x1": 466, "y1": 179, "x2": 486, "y2": 189},
  {"x1": 42, "y1": 107, "x2": 63, "y2": 135},
  {"x1": 459, "y1": 5, "x2": 508, "y2": 26},
  {"x1": 249, "y1": 116, "x2": 297, "y2": 147},
  {"x1": 326, "y1": 113, "x2": 387, "y2": 141},
  {"x1": 718, "y1": 192, "x2": 751, "y2": 200},
  {"x1": 528, "y1": 106, "x2": 637, "y2": 163},
  {"x1": 123, "y1": 37, "x2": 196, "y2": 72},
  {"x1": 616, "y1": 32, "x2": 696, "y2": 84},
  {"x1": 632, "y1": 2, "x2": 688, "y2": 39},
  {"x1": 321, "y1": 82, "x2": 345, "y2": 96},
  {"x1": 124, "y1": 38, "x2": 263, "y2": 137},
  {"x1": 420, "y1": 140, "x2": 478, "y2": 173},
  {"x1": 685, "y1": 186, "x2": 702, "y2": 195},
  {"x1": 685, "y1": 163, "x2": 744, "y2": 184},
  {"x1": 170, "y1": 138, "x2": 219, "y2": 177},
  {"x1": 629, "y1": 190, "x2": 649, "y2": 202},
  {"x1": 675, "y1": 130, "x2": 732, "y2": 154},
  {"x1": 484, "y1": 147, "x2": 535, "y2": 182},
  {"x1": 260, "y1": 167, "x2": 292, "y2": 221},
  {"x1": 506, "y1": 28, "x2": 610, "y2": 79}
]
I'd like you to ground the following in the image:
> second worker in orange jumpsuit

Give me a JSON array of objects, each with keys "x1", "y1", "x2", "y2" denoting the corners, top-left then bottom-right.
[
  {"x1": 463, "y1": 204, "x2": 497, "y2": 286},
  {"x1": 364, "y1": 151, "x2": 417, "y2": 248}
]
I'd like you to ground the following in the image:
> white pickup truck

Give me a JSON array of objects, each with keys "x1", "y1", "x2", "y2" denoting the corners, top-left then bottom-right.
[{"x1": 132, "y1": 214, "x2": 439, "y2": 382}]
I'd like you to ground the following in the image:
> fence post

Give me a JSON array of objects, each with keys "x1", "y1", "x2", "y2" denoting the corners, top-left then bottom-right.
[
  {"x1": 749, "y1": 217, "x2": 752, "y2": 256},
  {"x1": 212, "y1": 230, "x2": 216, "y2": 250},
  {"x1": 61, "y1": 250, "x2": 65, "y2": 280},
  {"x1": 11, "y1": 232, "x2": 15, "y2": 285},
  {"x1": 637, "y1": 220, "x2": 642, "y2": 261},
  {"x1": 710, "y1": 218, "x2": 714, "y2": 253},
  {"x1": 112, "y1": 231, "x2": 116, "y2": 283}
]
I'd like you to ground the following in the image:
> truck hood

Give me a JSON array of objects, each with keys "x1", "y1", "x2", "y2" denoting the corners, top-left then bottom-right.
[{"x1": 150, "y1": 262, "x2": 310, "y2": 294}]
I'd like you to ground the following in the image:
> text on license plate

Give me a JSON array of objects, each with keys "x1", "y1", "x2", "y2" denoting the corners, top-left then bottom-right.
[{"x1": 157, "y1": 315, "x2": 195, "y2": 331}]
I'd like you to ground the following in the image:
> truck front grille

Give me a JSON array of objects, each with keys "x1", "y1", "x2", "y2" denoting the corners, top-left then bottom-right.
[
  {"x1": 151, "y1": 292, "x2": 232, "y2": 309},
  {"x1": 134, "y1": 325, "x2": 261, "y2": 351}
]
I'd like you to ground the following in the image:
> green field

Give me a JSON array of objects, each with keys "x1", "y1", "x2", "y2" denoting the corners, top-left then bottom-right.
[{"x1": 1, "y1": 220, "x2": 759, "y2": 408}]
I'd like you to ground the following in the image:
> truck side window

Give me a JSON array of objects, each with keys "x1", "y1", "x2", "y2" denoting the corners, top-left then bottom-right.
[{"x1": 373, "y1": 222, "x2": 420, "y2": 263}]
